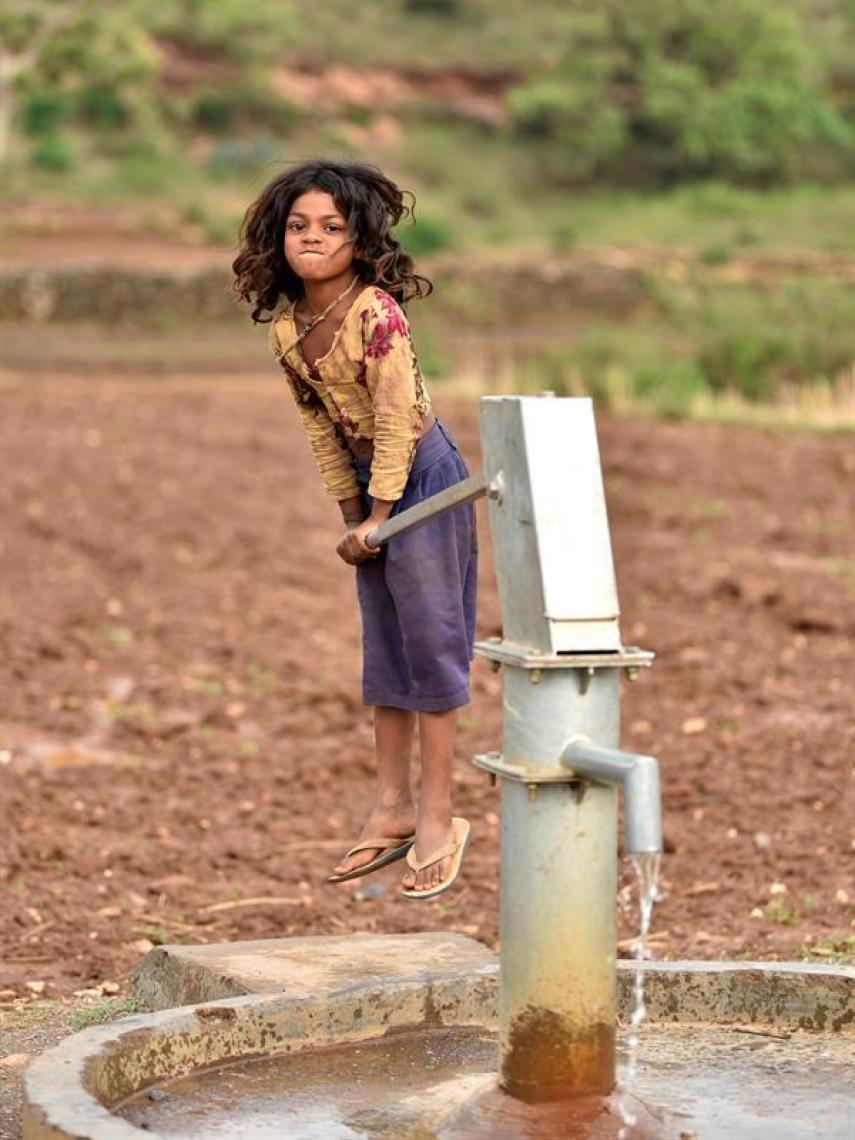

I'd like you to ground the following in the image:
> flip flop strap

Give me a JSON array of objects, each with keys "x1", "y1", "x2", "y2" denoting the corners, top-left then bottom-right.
[
  {"x1": 405, "y1": 840, "x2": 458, "y2": 873},
  {"x1": 343, "y1": 836, "x2": 412, "y2": 859}
]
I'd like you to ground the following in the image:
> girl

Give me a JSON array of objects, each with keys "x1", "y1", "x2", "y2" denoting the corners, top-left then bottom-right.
[{"x1": 232, "y1": 160, "x2": 476, "y2": 899}]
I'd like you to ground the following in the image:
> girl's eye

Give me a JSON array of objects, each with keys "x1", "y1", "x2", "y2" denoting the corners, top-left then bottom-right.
[{"x1": 286, "y1": 221, "x2": 304, "y2": 232}]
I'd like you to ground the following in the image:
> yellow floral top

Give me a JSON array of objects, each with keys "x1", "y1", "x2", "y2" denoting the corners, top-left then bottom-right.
[{"x1": 269, "y1": 285, "x2": 431, "y2": 503}]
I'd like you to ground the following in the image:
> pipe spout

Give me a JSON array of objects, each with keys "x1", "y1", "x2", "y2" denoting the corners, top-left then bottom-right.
[{"x1": 560, "y1": 737, "x2": 662, "y2": 855}]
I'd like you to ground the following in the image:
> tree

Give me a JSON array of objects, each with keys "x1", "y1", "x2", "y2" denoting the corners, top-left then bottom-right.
[
  {"x1": 0, "y1": 0, "x2": 296, "y2": 166},
  {"x1": 0, "y1": 1, "x2": 86, "y2": 162},
  {"x1": 508, "y1": 0, "x2": 851, "y2": 185}
]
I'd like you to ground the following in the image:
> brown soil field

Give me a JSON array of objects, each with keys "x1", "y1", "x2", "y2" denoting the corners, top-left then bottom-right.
[{"x1": 0, "y1": 371, "x2": 853, "y2": 1003}]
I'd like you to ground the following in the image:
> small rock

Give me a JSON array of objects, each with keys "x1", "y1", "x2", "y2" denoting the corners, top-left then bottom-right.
[
  {"x1": 25, "y1": 981, "x2": 46, "y2": 995},
  {"x1": 0, "y1": 1053, "x2": 31, "y2": 1069},
  {"x1": 100, "y1": 981, "x2": 120, "y2": 995},
  {"x1": 753, "y1": 832, "x2": 772, "y2": 850},
  {"x1": 750, "y1": 908, "x2": 764, "y2": 918},
  {"x1": 353, "y1": 882, "x2": 386, "y2": 902},
  {"x1": 835, "y1": 888, "x2": 849, "y2": 904},
  {"x1": 131, "y1": 938, "x2": 155, "y2": 953},
  {"x1": 769, "y1": 882, "x2": 788, "y2": 896},
  {"x1": 107, "y1": 674, "x2": 134, "y2": 699},
  {"x1": 682, "y1": 716, "x2": 707, "y2": 735},
  {"x1": 686, "y1": 881, "x2": 720, "y2": 896},
  {"x1": 678, "y1": 646, "x2": 708, "y2": 664},
  {"x1": 147, "y1": 1088, "x2": 169, "y2": 1102}
]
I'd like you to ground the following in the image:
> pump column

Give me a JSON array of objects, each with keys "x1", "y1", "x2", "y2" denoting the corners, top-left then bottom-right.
[{"x1": 472, "y1": 396, "x2": 654, "y2": 1102}]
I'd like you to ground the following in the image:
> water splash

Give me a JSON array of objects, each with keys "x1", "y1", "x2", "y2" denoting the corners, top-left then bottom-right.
[{"x1": 617, "y1": 851, "x2": 661, "y2": 1138}]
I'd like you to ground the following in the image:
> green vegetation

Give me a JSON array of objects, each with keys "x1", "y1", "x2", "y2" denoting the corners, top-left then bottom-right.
[
  {"x1": 1, "y1": 1, "x2": 854, "y2": 426},
  {"x1": 518, "y1": 277, "x2": 855, "y2": 422},
  {"x1": 69, "y1": 994, "x2": 146, "y2": 1031},
  {"x1": 509, "y1": 0, "x2": 851, "y2": 185},
  {"x1": 799, "y1": 933, "x2": 855, "y2": 963},
  {"x1": 764, "y1": 898, "x2": 798, "y2": 926},
  {"x1": 132, "y1": 922, "x2": 174, "y2": 946},
  {"x1": 3, "y1": 1, "x2": 854, "y2": 196}
]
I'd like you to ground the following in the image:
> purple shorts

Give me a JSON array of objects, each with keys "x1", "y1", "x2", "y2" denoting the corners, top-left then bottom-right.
[{"x1": 354, "y1": 421, "x2": 478, "y2": 712}]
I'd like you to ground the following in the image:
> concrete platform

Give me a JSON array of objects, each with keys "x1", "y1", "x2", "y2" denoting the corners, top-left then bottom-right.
[
  {"x1": 131, "y1": 932, "x2": 497, "y2": 1010},
  {"x1": 22, "y1": 935, "x2": 854, "y2": 1139},
  {"x1": 132, "y1": 935, "x2": 854, "y2": 1032}
]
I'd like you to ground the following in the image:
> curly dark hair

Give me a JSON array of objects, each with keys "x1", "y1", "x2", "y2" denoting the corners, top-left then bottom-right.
[{"x1": 232, "y1": 159, "x2": 433, "y2": 323}]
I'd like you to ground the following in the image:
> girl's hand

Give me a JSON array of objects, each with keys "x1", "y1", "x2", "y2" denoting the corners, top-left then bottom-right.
[{"x1": 336, "y1": 519, "x2": 380, "y2": 565}]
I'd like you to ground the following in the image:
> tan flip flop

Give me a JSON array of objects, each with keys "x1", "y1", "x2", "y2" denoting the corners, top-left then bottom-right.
[
  {"x1": 326, "y1": 835, "x2": 415, "y2": 884},
  {"x1": 400, "y1": 817, "x2": 471, "y2": 901}
]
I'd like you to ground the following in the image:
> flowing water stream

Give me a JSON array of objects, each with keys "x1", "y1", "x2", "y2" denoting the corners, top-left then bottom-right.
[{"x1": 617, "y1": 852, "x2": 662, "y2": 1138}]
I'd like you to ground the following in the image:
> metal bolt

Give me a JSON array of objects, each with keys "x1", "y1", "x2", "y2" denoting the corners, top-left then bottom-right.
[
  {"x1": 490, "y1": 659, "x2": 501, "y2": 674},
  {"x1": 529, "y1": 669, "x2": 543, "y2": 685},
  {"x1": 487, "y1": 471, "x2": 505, "y2": 506},
  {"x1": 489, "y1": 773, "x2": 497, "y2": 788},
  {"x1": 527, "y1": 783, "x2": 538, "y2": 803},
  {"x1": 627, "y1": 666, "x2": 640, "y2": 682}
]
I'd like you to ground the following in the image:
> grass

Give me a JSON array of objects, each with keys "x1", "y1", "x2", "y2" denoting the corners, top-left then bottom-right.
[
  {"x1": 288, "y1": 0, "x2": 573, "y2": 70},
  {"x1": 798, "y1": 933, "x2": 855, "y2": 964},
  {"x1": 511, "y1": 275, "x2": 855, "y2": 426},
  {"x1": 765, "y1": 898, "x2": 799, "y2": 926},
  {"x1": 6, "y1": 108, "x2": 855, "y2": 262},
  {"x1": 132, "y1": 922, "x2": 192, "y2": 946},
  {"x1": 546, "y1": 182, "x2": 855, "y2": 255},
  {"x1": 0, "y1": 1000, "x2": 66, "y2": 1031},
  {"x1": 69, "y1": 995, "x2": 146, "y2": 1032}
]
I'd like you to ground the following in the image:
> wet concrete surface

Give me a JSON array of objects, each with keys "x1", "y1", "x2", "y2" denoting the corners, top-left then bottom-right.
[{"x1": 116, "y1": 1024, "x2": 855, "y2": 1139}]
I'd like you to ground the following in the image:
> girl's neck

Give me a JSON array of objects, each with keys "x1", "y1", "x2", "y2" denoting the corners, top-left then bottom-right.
[{"x1": 302, "y1": 271, "x2": 360, "y2": 315}]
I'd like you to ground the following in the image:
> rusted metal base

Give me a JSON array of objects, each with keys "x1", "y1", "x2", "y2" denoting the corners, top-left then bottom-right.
[{"x1": 502, "y1": 1007, "x2": 615, "y2": 1101}]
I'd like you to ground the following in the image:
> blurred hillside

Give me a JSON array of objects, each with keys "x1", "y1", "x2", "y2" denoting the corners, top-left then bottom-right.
[
  {"x1": 2, "y1": 0, "x2": 854, "y2": 246},
  {"x1": 1, "y1": 0, "x2": 854, "y2": 423}
]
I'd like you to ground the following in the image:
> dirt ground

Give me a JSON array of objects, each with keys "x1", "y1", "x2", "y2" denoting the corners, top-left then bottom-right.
[{"x1": 0, "y1": 371, "x2": 853, "y2": 1009}]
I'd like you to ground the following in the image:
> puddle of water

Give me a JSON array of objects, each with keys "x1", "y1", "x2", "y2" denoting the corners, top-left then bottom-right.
[
  {"x1": 117, "y1": 1027, "x2": 498, "y2": 1139},
  {"x1": 115, "y1": 1023, "x2": 855, "y2": 1140}
]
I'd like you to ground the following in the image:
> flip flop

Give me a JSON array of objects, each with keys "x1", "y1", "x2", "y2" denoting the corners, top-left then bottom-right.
[
  {"x1": 400, "y1": 817, "x2": 471, "y2": 901},
  {"x1": 326, "y1": 835, "x2": 415, "y2": 884}
]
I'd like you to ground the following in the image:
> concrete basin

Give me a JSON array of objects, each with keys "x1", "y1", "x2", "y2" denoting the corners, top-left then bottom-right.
[{"x1": 22, "y1": 935, "x2": 854, "y2": 1139}]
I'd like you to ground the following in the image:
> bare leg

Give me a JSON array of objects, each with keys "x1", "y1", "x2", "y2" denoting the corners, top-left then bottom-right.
[
  {"x1": 332, "y1": 706, "x2": 417, "y2": 876},
  {"x1": 401, "y1": 708, "x2": 457, "y2": 892}
]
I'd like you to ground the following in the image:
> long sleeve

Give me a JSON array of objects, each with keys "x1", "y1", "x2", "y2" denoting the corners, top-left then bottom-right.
[
  {"x1": 269, "y1": 323, "x2": 360, "y2": 501},
  {"x1": 363, "y1": 290, "x2": 430, "y2": 502}
]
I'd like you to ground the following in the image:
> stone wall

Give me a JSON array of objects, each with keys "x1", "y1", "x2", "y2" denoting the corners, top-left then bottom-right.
[{"x1": 0, "y1": 258, "x2": 647, "y2": 327}]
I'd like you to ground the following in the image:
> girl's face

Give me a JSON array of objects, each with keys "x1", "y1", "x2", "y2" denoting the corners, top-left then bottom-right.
[{"x1": 283, "y1": 189, "x2": 356, "y2": 284}]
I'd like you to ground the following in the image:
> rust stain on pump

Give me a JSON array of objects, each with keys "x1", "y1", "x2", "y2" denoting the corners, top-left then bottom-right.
[{"x1": 501, "y1": 1005, "x2": 615, "y2": 1102}]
